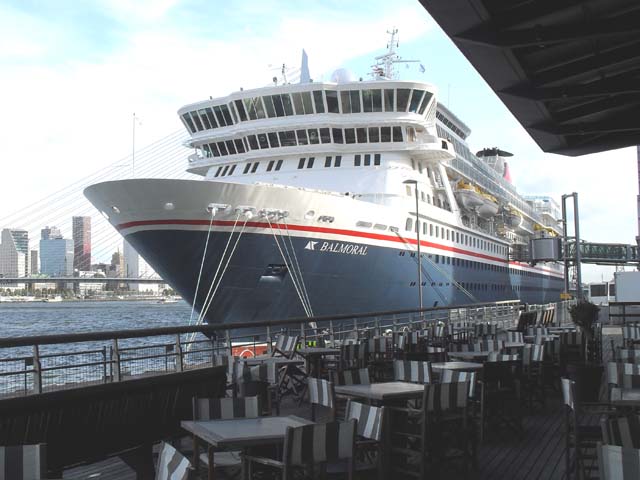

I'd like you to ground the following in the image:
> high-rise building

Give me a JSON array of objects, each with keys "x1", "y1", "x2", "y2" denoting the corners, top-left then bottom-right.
[
  {"x1": 0, "y1": 229, "x2": 30, "y2": 277},
  {"x1": 41, "y1": 226, "x2": 62, "y2": 240},
  {"x1": 40, "y1": 236, "x2": 74, "y2": 276},
  {"x1": 123, "y1": 240, "x2": 162, "y2": 292},
  {"x1": 30, "y1": 250, "x2": 39, "y2": 274},
  {"x1": 72, "y1": 216, "x2": 91, "y2": 272}
]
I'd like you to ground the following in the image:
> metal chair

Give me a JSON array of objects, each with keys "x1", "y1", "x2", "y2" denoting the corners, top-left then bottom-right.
[
  {"x1": 521, "y1": 344, "x2": 545, "y2": 410},
  {"x1": 243, "y1": 420, "x2": 357, "y2": 480},
  {"x1": 393, "y1": 359, "x2": 433, "y2": 384},
  {"x1": 344, "y1": 400, "x2": 386, "y2": 479},
  {"x1": 601, "y1": 414, "x2": 640, "y2": 448},
  {"x1": 0, "y1": 444, "x2": 47, "y2": 480},
  {"x1": 157, "y1": 442, "x2": 192, "y2": 480},
  {"x1": 597, "y1": 444, "x2": 640, "y2": 479},
  {"x1": 308, "y1": 377, "x2": 336, "y2": 421}
]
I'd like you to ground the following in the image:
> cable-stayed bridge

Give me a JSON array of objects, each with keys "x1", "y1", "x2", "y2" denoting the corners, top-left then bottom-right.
[{"x1": 0, "y1": 130, "x2": 194, "y2": 273}]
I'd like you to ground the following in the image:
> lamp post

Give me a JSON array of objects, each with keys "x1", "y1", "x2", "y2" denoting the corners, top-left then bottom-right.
[{"x1": 403, "y1": 179, "x2": 423, "y2": 311}]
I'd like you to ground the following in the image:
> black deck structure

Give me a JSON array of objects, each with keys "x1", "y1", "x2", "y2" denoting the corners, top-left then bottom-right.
[{"x1": 420, "y1": 0, "x2": 640, "y2": 156}]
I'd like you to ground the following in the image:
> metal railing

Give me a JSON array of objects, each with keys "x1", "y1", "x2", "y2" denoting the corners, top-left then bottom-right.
[{"x1": 0, "y1": 299, "x2": 573, "y2": 398}]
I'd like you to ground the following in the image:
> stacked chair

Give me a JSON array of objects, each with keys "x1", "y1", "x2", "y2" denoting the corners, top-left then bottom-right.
[{"x1": 0, "y1": 444, "x2": 48, "y2": 480}]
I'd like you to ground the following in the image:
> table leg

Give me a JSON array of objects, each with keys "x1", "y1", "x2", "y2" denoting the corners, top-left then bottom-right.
[
  {"x1": 208, "y1": 446, "x2": 215, "y2": 480},
  {"x1": 192, "y1": 435, "x2": 199, "y2": 471}
]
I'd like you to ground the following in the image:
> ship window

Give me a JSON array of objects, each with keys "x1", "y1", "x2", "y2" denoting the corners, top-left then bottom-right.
[
  {"x1": 270, "y1": 94, "x2": 285, "y2": 117},
  {"x1": 374, "y1": 224, "x2": 387, "y2": 231},
  {"x1": 407, "y1": 127, "x2": 417, "y2": 142},
  {"x1": 313, "y1": 90, "x2": 325, "y2": 113},
  {"x1": 326, "y1": 90, "x2": 339, "y2": 113},
  {"x1": 411, "y1": 160, "x2": 415, "y2": 170},
  {"x1": 268, "y1": 132, "x2": 280, "y2": 148},
  {"x1": 340, "y1": 91, "x2": 351, "y2": 113},
  {"x1": 228, "y1": 165, "x2": 236, "y2": 175},
  {"x1": 227, "y1": 103, "x2": 238, "y2": 124},
  {"x1": 308, "y1": 128, "x2": 320, "y2": 144},
  {"x1": 423, "y1": 223, "x2": 427, "y2": 235},
  {"x1": 393, "y1": 126, "x2": 403, "y2": 142},
  {"x1": 248, "y1": 135, "x2": 259, "y2": 150},
  {"x1": 427, "y1": 194, "x2": 431, "y2": 204},
  {"x1": 292, "y1": 92, "x2": 304, "y2": 115},
  {"x1": 421, "y1": 191, "x2": 425, "y2": 202},
  {"x1": 202, "y1": 144, "x2": 212, "y2": 157},
  {"x1": 307, "y1": 157, "x2": 315, "y2": 168},
  {"x1": 243, "y1": 163, "x2": 251, "y2": 174},
  {"x1": 369, "y1": 127, "x2": 379, "y2": 142},
  {"x1": 419, "y1": 92, "x2": 433, "y2": 115},
  {"x1": 396, "y1": 89, "x2": 411, "y2": 112},
  {"x1": 417, "y1": 162, "x2": 423, "y2": 174},
  {"x1": 356, "y1": 128, "x2": 367, "y2": 143},
  {"x1": 350, "y1": 90, "x2": 361, "y2": 113},
  {"x1": 253, "y1": 97, "x2": 267, "y2": 119},
  {"x1": 251, "y1": 162, "x2": 260, "y2": 173},
  {"x1": 296, "y1": 129, "x2": 308, "y2": 145},
  {"x1": 182, "y1": 113, "x2": 196, "y2": 133},
  {"x1": 332, "y1": 128, "x2": 344, "y2": 143},
  {"x1": 213, "y1": 106, "x2": 227, "y2": 127},
  {"x1": 221, "y1": 104, "x2": 234, "y2": 124},
  {"x1": 415, "y1": 220, "x2": 419, "y2": 234},
  {"x1": 374, "y1": 153, "x2": 381, "y2": 166},
  {"x1": 345, "y1": 128, "x2": 356, "y2": 144},
  {"x1": 405, "y1": 218, "x2": 413, "y2": 231},
  {"x1": 354, "y1": 154, "x2": 361, "y2": 166},
  {"x1": 279, "y1": 130, "x2": 297, "y2": 147},
  {"x1": 362, "y1": 89, "x2": 373, "y2": 112},
  {"x1": 446, "y1": 230, "x2": 450, "y2": 240},
  {"x1": 319, "y1": 128, "x2": 331, "y2": 143},
  {"x1": 406, "y1": 185, "x2": 411, "y2": 196},
  {"x1": 335, "y1": 155, "x2": 342, "y2": 167},
  {"x1": 224, "y1": 140, "x2": 235, "y2": 155},
  {"x1": 408, "y1": 89, "x2": 425, "y2": 113},
  {"x1": 217, "y1": 141, "x2": 228, "y2": 156},
  {"x1": 275, "y1": 159, "x2": 283, "y2": 171},
  {"x1": 281, "y1": 94, "x2": 294, "y2": 115},
  {"x1": 191, "y1": 112, "x2": 204, "y2": 131},
  {"x1": 221, "y1": 165, "x2": 229, "y2": 176},
  {"x1": 380, "y1": 127, "x2": 391, "y2": 142},
  {"x1": 198, "y1": 109, "x2": 212, "y2": 129},
  {"x1": 372, "y1": 89, "x2": 382, "y2": 112},
  {"x1": 364, "y1": 154, "x2": 371, "y2": 166},
  {"x1": 234, "y1": 139, "x2": 245, "y2": 153},
  {"x1": 234, "y1": 100, "x2": 248, "y2": 121},
  {"x1": 258, "y1": 133, "x2": 269, "y2": 149},
  {"x1": 301, "y1": 91, "x2": 313, "y2": 114},
  {"x1": 214, "y1": 166, "x2": 222, "y2": 177},
  {"x1": 357, "y1": 221, "x2": 373, "y2": 228},
  {"x1": 298, "y1": 158, "x2": 305, "y2": 169},
  {"x1": 267, "y1": 160, "x2": 275, "y2": 172},
  {"x1": 456, "y1": 232, "x2": 459, "y2": 242},
  {"x1": 262, "y1": 95, "x2": 276, "y2": 118},
  {"x1": 436, "y1": 226, "x2": 439, "y2": 237},
  {"x1": 209, "y1": 143, "x2": 220, "y2": 157},
  {"x1": 384, "y1": 89, "x2": 395, "y2": 112},
  {"x1": 325, "y1": 156, "x2": 332, "y2": 167}
]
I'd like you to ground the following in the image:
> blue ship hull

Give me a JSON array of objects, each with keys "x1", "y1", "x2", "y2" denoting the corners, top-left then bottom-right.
[{"x1": 124, "y1": 229, "x2": 564, "y2": 326}]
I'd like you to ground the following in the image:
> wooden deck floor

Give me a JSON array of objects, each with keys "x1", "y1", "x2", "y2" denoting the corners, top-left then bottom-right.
[{"x1": 64, "y1": 329, "x2": 621, "y2": 480}]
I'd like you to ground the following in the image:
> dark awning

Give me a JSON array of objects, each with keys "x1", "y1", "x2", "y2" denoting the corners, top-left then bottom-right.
[{"x1": 420, "y1": 0, "x2": 640, "y2": 156}]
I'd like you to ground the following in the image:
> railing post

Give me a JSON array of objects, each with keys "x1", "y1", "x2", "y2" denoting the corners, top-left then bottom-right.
[
  {"x1": 102, "y1": 346, "x2": 108, "y2": 383},
  {"x1": 375, "y1": 317, "x2": 380, "y2": 337},
  {"x1": 32, "y1": 345, "x2": 42, "y2": 394},
  {"x1": 353, "y1": 318, "x2": 358, "y2": 339},
  {"x1": 112, "y1": 339, "x2": 122, "y2": 382},
  {"x1": 329, "y1": 320, "x2": 335, "y2": 346},
  {"x1": 225, "y1": 330, "x2": 232, "y2": 357},
  {"x1": 176, "y1": 335, "x2": 184, "y2": 372},
  {"x1": 300, "y1": 322, "x2": 306, "y2": 345},
  {"x1": 266, "y1": 325, "x2": 273, "y2": 354}
]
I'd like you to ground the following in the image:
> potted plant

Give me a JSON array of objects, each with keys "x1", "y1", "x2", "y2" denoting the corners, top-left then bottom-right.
[{"x1": 567, "y1": 300, "x2": 603, "y2": 402}]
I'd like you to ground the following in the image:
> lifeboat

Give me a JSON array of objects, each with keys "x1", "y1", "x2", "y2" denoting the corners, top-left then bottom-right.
[
  {"x1": 477, "y1": 193, "x2": 499, "y2": 219},
  {"x1": 504, "y1": 209, "x2": 523, "y2": 229},
  {"x1": 454, "y1": 181, "x2": 484, "y2": 210}
]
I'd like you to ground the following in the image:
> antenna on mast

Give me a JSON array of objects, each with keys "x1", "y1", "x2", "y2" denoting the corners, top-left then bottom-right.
[{"x1": 370, "y1": 28, "x2": 421, "y2": 80}]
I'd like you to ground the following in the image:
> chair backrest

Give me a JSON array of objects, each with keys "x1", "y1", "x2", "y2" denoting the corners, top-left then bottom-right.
[
  {"x1": 423, "y1": 382, "x2": 469, "y2": 412},
  {"x1": 308, "y1": 377, "x2": 335, "y2": 409},
  {"x1": 341, "y1": 342, "x2": 368, "y2": 368},
  {"x1": 506, "y1": 331, "x2": 524, "y2": 343},
  {"x1": 332, "y1": 368, "x2": 370, "y2": 386},
  {"x1": 607, "y1": 362, "x2": 640, "y2": 388},
  {"x1": 617, "y1": 348, "x2": 640, "y2": 364},
  {"x1": 283, "y1": 421, "x2": 356, "y2": 467},
  {"x1": 472, "y1": 339, "x2": 504, "y2": 352},
  {"x1": 487, "y1": 353, "x2": 519, "y2": 362},
  {"x1": 474, "y1": 323, "x2": 498, "y2": 337},
  {"x1": 368, "y1": 336, "x2": 387, "y2": 354},
  {"x1": 439, "y1": 370, "x2": 476, "y2": 397},
  {"x1": 527, "y1": 326, "x2": 549, "y2": 337},
  {"x1": 156, "y1": 442, "x2": 191, "y2": 480},
  {"x1": 622, "y1": 325, "x2": 640, "y2": 342},
  {"x1": 274, "y1": 334, "x2": 299, "y2": 357},
  {"x1": 393, "y1": 360, "x2": 433, "y2": 384},
  {"x1": 0, "y1": 444, "x2": 46, "y2": 480},
  {"x1": 213, "y1": 354, "x2": 235, "y2": 383},
  {"x1": 345, "y1": 400, "x2": 385, "y2": 441},
  {"x1": 622, "y1": 373, "x2": 640, "y2": 389},
  {"x1": 561, "y1": 331, "x2": 583, "y2": 346},
  {"x1": 522, "y1": 344, "x2": 545, "y2": 366},
  {"x1": 541, "y1": 308, "x2": 555, "y2": 326},
  {"x1": 192, "y1": 396, "x2": 261, "y2": 420},
  {"x1": 601, "y1": 415, "x2": 640, "y2": 448},
  {"x1": 561, "y1": 377, "x2": 576, "y2": 410},
  {"x1": 598, "y1": 444, "x2": 640, "y2": 479}
]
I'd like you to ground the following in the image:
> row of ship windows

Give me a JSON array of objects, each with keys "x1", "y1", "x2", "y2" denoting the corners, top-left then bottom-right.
[
  {"x1": 403, "y1": 219, "x2": 508, "y2": 256},
  {"x1": 213, "y1": 154, "x2": 381, "y2": 177},
  {"x1": 414, "y1": 282, "x2": 561, "y2": 293},
  {"x1": 182, "y1": 87, "x2": 434, "y2": 134},
  {"x1": 198, "y1": 126, "x2": 405, "y2": 159},
  {"x1": 405, "y1": 187, "x2": 452, "y2": 212},
  {"x1": 435, "y1": 111, "x2": 467, "y2": 140}
]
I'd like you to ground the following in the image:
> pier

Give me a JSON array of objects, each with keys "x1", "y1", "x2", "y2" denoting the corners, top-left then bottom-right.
[{"x1": 2, "y1": 300, "x2": 637, "y2": 479}]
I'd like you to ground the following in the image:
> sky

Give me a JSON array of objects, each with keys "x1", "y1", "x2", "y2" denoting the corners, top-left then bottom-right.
[{"x1": 0, "y1": 0, "x2": 637, "y2": 283}]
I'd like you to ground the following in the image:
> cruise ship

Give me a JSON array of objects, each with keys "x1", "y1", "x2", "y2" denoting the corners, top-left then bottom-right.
[{"x1": 85, "y1": 31, "x2": 564, "y2": 326}]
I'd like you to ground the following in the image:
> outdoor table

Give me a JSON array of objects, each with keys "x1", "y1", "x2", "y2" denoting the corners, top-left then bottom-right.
[
  {"x1": 296, "y1": 347, "x2": 340, "y2": 377},
  {"x1": 611, "y1": 387, "x2": 640, "y2": 408},
  {"x1": 448, "y1": 351, "x2": 489, "y2": 361},
  {"x1": 334, "y1": 381, "x2": 425, "y2": 403},
  {"x1": 524, "y1": 334, "x2": 560, "y2": 342},
  {"x1": 504, "y1": 342, "x2": 526, "y2": 350},
  {"x1": 547, "y1": 326, "x2": 577, "y2": 333},
  {"x1": 243, "y1": 357, "x2": 303, "y2": 367},
  {"x1": 182, "y1": 415, "x2": 312, "y2": 480},
  {"x1": 432, "y1": 361, "x2": 484, "y2": 372}
]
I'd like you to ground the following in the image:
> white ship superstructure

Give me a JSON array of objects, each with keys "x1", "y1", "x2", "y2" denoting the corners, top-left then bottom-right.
[{"x1": 85, "y1": 32, "x2": 564, "y2": 325}]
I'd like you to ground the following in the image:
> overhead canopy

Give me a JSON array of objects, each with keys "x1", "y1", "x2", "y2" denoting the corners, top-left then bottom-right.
[{"x1": 420, "y1": 0, "x2": 640, "y2": 156}]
